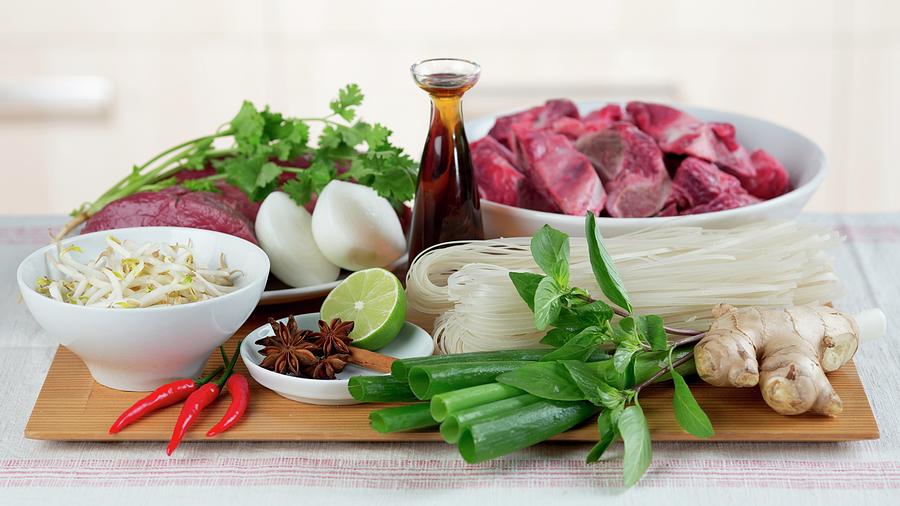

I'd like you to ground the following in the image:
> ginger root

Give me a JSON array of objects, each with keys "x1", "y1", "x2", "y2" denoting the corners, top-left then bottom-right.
[{"x1": 694, "y1": 304, "x2": 860, "y2": 416}]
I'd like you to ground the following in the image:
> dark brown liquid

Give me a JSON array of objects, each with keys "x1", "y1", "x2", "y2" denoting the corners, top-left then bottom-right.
[{"x1": 407, "y1": 74, "x2": 484, "y2": 264}]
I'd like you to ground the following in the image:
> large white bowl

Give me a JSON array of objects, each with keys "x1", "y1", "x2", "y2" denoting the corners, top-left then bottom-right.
[
  {"x1": 466, "y1": 102, "x2": 826, "y2": 237},
  {"x1": 242, "y1": 313, "x2": 435, "y2": 405},
  {"x1": 17, "y1": 227, "x2": 270, "y2": 391}
]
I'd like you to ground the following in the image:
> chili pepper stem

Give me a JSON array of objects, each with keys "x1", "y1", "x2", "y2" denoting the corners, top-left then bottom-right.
[
  {"x1": 197, "y1": 366, "x2": 224, "y2": 386},
  {"x1": 215, "y1": 344, "x2": 242, "y2": 388}
]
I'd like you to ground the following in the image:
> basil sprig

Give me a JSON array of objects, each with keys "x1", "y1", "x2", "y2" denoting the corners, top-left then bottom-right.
[{"x1": 507, "y1": 213, "x2": 714, "y2": 487}]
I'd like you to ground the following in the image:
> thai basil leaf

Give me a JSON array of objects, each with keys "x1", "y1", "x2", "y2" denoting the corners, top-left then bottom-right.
[
  {"x1": 530, "y1": 225, "x2": 570, "y2": 287},
  {"x1": 670, "y1": 368, "x2": 714, "y2": 439},
  {"x1": 576, "y1": 300, "x2": 614, "y2": 326},
  {"x1": 623, "y1": 315, "x2": 667, "y2": 351},
  {"x1": 586, "y1": 408, "x2": 620, "y2": 463},
  {"x1": 533, "y1": 276, "x2": 564, "y2": 330},
  {"x1": 618, "y1": 405, "x2": 652, "y2": 487},
  {"x1": 641, "y1": 315, "x2": 668, "y2": 351},
  {"x1": 540, "y1": 327, "x2": 572, "y2": 348},
  {"x1": 540, "y1": 327, "x2": 604, "y2": 362},
  {"x1": 584, "y1": 212, "x2": 632, "y2": 313},
  {"x1": 561, "y1": 360, "x2": 625, "y2": 409},
  {"x1": 632, "y1": 348, "x2": 693, "y2": 386},
  {"x1": 508, "y1": 271, "x2": 544, "y2": 311},
  {"x1": 496, "y1": 362, "x2": 583, "y2": 401},
  {"x1": 613, "y1": 338, "x2": 641, "y2": 373}
]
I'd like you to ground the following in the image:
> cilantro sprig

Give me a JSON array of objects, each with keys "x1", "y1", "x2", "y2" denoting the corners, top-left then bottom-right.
[{"x1": 56, "y1": 84, "x2": 416, "y2": 241}]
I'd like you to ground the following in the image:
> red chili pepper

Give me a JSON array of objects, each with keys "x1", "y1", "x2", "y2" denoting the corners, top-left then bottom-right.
[
  {"x1": 166, "y1": 345, "x2": 241, "y2": 455},
  {"x1": 108, "y1": 366, "x2": 223, "y2": 434},
  {"x1": 206, "y1": 373, "x2": 249, "y2": 437}
]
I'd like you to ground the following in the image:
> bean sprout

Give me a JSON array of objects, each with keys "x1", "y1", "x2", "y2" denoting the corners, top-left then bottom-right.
[{"x1": 36, "y1": 237, "x2": 242, "y2": 308}]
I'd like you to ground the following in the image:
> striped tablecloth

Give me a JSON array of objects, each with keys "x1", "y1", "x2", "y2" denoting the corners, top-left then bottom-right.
[{"x1": 2, "y1": 215, "x2": 898, "y2": 505}]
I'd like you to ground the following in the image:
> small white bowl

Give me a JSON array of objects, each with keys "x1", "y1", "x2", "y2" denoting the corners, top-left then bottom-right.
[
  {"x1": 241, "y1": 313, "x2": 434, "y2": 405},
  {"x1": 17, "y1": 227, "x2": 270, "y2": 391},
  {"x1": 466, "y1": 102, "x2": 826, "y2": 237}
]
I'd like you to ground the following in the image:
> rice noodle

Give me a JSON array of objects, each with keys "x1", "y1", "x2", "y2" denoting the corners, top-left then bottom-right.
[{"x1": 406, "y1": 221, "x2": 843, "y2": 354}]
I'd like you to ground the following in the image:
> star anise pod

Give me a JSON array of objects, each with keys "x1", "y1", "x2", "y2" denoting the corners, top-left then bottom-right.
[
  {"x1": 256, "y1": 316, "x2": 299, "y2": 347},
  {"x1": 258, "y1": 317, "x2": 320, "y2": 375},
  {"x1": 304, "y1": 353, "x2": 350, "y2": 380},
  {"x1": 311, "y1": 318, "x2": 355, "y2": 356}
]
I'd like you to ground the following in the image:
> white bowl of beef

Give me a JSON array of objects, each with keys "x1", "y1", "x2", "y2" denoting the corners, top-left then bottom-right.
[
  {"x1": 17, "y1": 227, "x2": 270, "y2": 391},
  {"x1": 466, "y1": 100, "x2": 825, "y2": 238}
]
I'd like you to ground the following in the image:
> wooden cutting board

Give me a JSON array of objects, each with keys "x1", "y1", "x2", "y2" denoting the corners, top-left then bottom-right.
[{"x1": 24, "y1": 306, "x2": 880, "y2": 443}]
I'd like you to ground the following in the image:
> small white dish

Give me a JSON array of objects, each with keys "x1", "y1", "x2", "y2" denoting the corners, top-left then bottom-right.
[
  {"x1": 258, "y1": 254, "x2": 407, "y2": 305},
  {"x1": 17, "y1": 226, "x2": 270, "y2": 391},
  {"x1": 466, "y1": 102, "x2": 826, "y2": 238},
  {"x1": 241, "y1": 313, "x2": 434, "y2": 405}
]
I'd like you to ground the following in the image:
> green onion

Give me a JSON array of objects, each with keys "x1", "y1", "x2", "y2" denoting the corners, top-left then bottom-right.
[
  {"x1": 391, "y1": 350, "x2": 553, "y2": 380},
  {"x1": 347, "y1": 375, "x2": 418, "y2": 402},
  {"x1": 407, "y1": 361, "x2": 528, "y2": 400},
  {"x1": 430, "y1": 383, "x2": 524, "y2": 421},
  {"x1": 440, "y1": 394, "x2": 540, "y2": 443},
  {"x1": 457, "y1": 400, "x2": 599, "y2": 463},
  {"x1": 369, "y1": 403, "x2": 438, "y2": 433}
]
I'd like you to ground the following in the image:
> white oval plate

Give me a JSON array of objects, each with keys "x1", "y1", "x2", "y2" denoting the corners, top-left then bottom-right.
[
  {"x1": 258, "y1": 254, "x2": 407, "y2": 305},
  {"x1": 241, "y1": 312, "x2": 434, "y2": 405}
]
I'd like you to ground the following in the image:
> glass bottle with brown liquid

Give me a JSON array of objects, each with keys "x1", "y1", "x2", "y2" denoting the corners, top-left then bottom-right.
[{"x1": 407, "y1": 58, "x2": 484, "y2": 265}]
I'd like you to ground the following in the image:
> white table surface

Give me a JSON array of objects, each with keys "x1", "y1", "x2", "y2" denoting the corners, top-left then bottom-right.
[{"x1": 1, "y1": 215, "x2": 898, "y2": 505}]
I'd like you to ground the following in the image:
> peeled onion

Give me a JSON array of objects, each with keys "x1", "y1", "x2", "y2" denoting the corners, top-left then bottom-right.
[
  {"x1": 255, "y1": 191, "x2": 340, "y2": 288},
  {"x1": 311, "y1": 180, "x2": 406, "y2": 271}
]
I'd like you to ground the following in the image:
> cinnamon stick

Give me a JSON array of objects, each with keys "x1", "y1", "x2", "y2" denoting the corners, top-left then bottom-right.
[{"x1": 348, "y1": 346, "x2": 396, "y2": 373}]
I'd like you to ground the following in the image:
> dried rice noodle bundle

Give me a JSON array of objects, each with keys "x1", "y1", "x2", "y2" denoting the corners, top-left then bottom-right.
[{"x1": 406, "y1": 221, "x2": 843, "y2": 354}]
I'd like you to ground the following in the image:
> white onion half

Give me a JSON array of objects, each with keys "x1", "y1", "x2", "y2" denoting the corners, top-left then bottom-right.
[
  {"x1": 255, "y1": 191, "x2": 340, "y2": 288},
  {"x1": 311, "y1": 180, "x2": 406, "y2": 271}
]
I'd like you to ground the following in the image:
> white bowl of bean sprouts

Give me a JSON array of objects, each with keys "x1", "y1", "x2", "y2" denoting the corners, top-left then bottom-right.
[{"x1": 17, "y1": 227, "x2": 270, "y2": 391}]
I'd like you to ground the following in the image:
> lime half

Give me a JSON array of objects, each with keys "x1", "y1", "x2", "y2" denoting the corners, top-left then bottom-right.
[{"x1": 320, "y1": 268, "x2": 407, "y2": 351}]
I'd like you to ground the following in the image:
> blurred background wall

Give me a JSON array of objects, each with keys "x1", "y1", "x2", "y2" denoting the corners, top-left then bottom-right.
[{"x1": 0, "y1": 0, "x2": 898, "y2": 215}]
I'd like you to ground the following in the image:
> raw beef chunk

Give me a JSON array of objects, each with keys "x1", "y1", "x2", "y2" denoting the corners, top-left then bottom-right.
[
  {"x1": 471, "y1": 137, "x2": 524, "y2": 206},
  {"x1": 488, "y1": 99, "x2": 580, "y2": 148},
  {"x1": 575, "y1": 122, "x2": 672, "y2": 217},
  {"x1": 471, "y1": 137, "x2": 558, "y2": 212},
  {"x1": 551, "y1": 117, "x2": 589, "y2": 140},
  {"x1": 532, "y1": 99, "x2": 580, "y2": 129},
  {"x1": 671, "y1": 157, "x2": 744, "y2": 209},
  {"x1": 626, "y1": 101, "x2": 756, "y2": 185},
  {"x1": 681, "y1": 192, "x2": 760, "y2": 215},
  {"x1": 83, "y1": 187, "x2": 258, "y2": 244},
  {"x1": 672, "y1": 157, "x2": 760, "y2": 214},
  {"x1": 514, "y1": 130, "x2": 606, "y2": 216},
  {"x1": 583, "y1": 104, "x2": 623, "y2": 130},
  {"x1": 747, "y1": 149, "x2": 790, "y2": 199}
]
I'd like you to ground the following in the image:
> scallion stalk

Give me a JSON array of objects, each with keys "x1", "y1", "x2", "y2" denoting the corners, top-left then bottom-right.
[
  {"x1": 430, "y1": 383, "x2": 524, "y2": 421},
  {"x1": 347, "y1": 375, "x2": 418, "y2": 402},
  {"x1": 457, "y1": 400, "x2": 599, "y2": 463},
  {"x1": 407, "y1": 361, "x2": 529, "y2": 400},
  {"x1": 440, "y1": 394, "x2": 540, "y2": 444},
  {"x1": 391, "y1": 350, "x2": 552, "y2": 381},
  {"x1": 369, "y1": 403, "x2": 437, "y2": 433}
]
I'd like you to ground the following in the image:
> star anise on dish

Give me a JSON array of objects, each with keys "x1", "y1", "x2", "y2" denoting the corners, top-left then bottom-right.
[
  {"x1": 258, "y1": 317, "x2": 320, "y2": 376},
  {"x1": 304, "y1": 353, "x2": 350, "y2": 380},
  {"x1": 310, "y1": 318, "x2": 355, "y2": 356}
]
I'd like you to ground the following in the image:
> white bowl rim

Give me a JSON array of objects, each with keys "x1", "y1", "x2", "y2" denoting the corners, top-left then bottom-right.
[
  {"x1": 241, "y1": 314, "x2": 432, "y2": 390},
  {"x1": 16, "y1": 226, "x2": 270, "y2": 313},
  {"x1": 468, "y1": 101, "x2": 827, "y2": 225}
]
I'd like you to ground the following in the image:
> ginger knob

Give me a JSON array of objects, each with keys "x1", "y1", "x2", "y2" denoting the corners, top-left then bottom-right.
[{"x1": 694, "y1": 304, "x2": 883, "y2": 416}]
